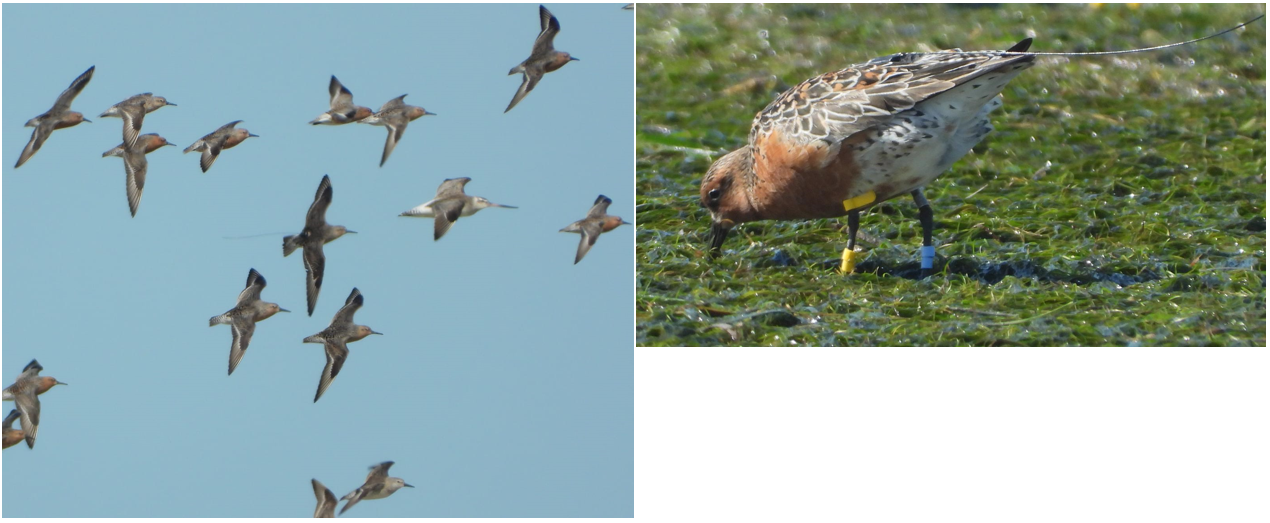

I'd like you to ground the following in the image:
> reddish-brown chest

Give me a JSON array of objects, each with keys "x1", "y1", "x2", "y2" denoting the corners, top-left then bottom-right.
[{"x1": 749, "y1": 131, "x2": 870, "y2": 221}]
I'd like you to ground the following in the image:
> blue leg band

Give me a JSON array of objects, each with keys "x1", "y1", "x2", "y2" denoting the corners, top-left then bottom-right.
[{"x1": 920, "y1": 246, "x2": 936, "y2": 270}]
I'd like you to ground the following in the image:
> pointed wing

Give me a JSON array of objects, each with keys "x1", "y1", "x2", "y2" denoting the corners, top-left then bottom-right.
[
  {"x1": 379, "y1": 94, "x2": 408, "y2": 112},
  {"x1": 200, "y1": 140, "x2": 224, "y2": 172},
  {"x1": 329, "y1": 76, "x2": 355, "y2": 108},
  {"x1": 121, "y1": 105, "x2": 146, "y2": 149},
  {"x1": 366, "y1": 461, "x2": 395, "y2": 483},
  {"x1": 532, "y1": 5, "x2": 561, "y2": 56},
  {"x1": 102, "y1": 142, "x2": 126, "y2": 158},
  {"x1": 124, "y1": 149, "x2": 149, "y2": 217},
  {"x1": 586, "y1": 195, "x2": 613, "y2": 218},
  {"x1": 228, "y1": 318, "x2": 256, "y2": 375},
  {"x1": 213, "y1": 120, "x2": 243, "y2": 134},
  {"x1": 504, "y1": 72, "x2": 541, "y2": 113},
  {"x1": 3, "y1": 409, "x2": 18, "y2": 430},
  {"x1": 331, "y1": 288, "x2": 364, "y2": 326},
  {"x1": 51, "y1": 65, "x2": 94, "y2": 114},
  {"x1": 314, "y1": 340, "x2": 348, "y2": 402},
  {"x1": 573, "y1": 221, "x2": 604, "y2": 264},
  {"x1": 313, "y1": 479, "x2": 337, "y2": 518},
  {"x1": 14, "y1": 125, "x2": 51, "y2": 168},
  {"x1": 306, "y1": 175, "x2": 334, "y2": 229},
  {"x1": 338, "y1": 489, "x2": 363, "y2": 515},
  {"x1": 21, "y1": 360, "x2": 43, "y2": 374},
  {"x1": 195, "y1": 121, "x2": 240, "y2": 172},
  {"x1": 245, "y1": 267, "x2": 265, "y2": 290},
  {"x1": 379, "y1": 121, "x2": 408, "y2": 167},
  {"x1": 303, "y1": 243, "x2": 326, "y2": 316},
  {"x1": 435, "y1": 177, "x2": 471, "y2": 198},
  {"x1": 432, "y1": 199, "x2": 465, "y2": 240},
  {"x1": 15, "y1": 390, "x2": 39, "y2": 449},
  {"x1": 236, "y1": 268, "x2": 266, "y2": 306}
]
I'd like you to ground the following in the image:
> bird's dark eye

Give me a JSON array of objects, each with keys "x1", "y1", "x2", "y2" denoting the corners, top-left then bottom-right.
[{"x1": 708, "y1": 188, "x2": 721, "y2": 201}]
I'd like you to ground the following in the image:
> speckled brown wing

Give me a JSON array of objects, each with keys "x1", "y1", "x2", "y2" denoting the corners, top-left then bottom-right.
[{"x1": 748, "y1": 43, "x2": 1036, "y2": 156}]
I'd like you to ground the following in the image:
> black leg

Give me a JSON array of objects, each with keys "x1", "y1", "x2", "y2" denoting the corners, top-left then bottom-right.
[
  {"x1": 840, "y1": 210, "x2": 861, "y2": 273},
  {"x1": 847, "y1": 210, "x2": 860, "y2": 251},
  {"x1": 911, "y1": 189, "x2": 934, "y2": 278}
]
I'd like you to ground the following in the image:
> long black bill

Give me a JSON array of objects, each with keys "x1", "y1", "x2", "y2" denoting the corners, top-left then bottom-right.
[{"x1": 707, "y1": 220, "x2": 732, "y2": 257}]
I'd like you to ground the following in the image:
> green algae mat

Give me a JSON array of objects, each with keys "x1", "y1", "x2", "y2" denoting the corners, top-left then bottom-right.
[{"x1": 635, "y1": 4, "x2": 1266, "y2": 346}]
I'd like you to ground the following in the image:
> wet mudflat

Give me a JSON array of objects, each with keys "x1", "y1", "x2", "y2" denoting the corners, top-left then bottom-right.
[{"x1": 635, "y1": 4, "x2": 1265, "y2": 346}]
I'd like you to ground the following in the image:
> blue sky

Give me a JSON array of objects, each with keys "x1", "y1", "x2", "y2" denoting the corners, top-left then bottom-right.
[{"x1": 2, "y1": 3, "x2": 632, "y2": 517}]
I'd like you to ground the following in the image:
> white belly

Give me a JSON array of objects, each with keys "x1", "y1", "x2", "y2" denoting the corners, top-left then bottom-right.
[
  {"x1": 401, "y1": 201, "x2": 438, "y2": 218},
  {"x1": 853, "y1": 62, "x2": 1030, "y2": 198},
  {"x1": 401, "y1": 198, "x2": 479, "y2": 218}
]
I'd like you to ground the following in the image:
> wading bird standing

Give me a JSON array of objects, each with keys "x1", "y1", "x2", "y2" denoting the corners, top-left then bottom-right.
[{"x1": 701, "y1": 17, "x2": 1263, "y2": 278}]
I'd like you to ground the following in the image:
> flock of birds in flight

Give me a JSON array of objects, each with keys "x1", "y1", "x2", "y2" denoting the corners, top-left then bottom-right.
[{"x1": 6, "y1": 3, "x2": 634, "y2": 517}]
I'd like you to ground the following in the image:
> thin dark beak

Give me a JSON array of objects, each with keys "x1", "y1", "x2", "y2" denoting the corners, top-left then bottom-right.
[
  {"x1": 403, "y1": 483, "x2": 415, "y2": 488},
  {"x1": 83, "y1": 118, "x2": 92, "y2": 123},
  {"x1": 424, "y1": 110, "x2": 437, "y2": 116},
  {"x1": 621, "y1": 220, "x2": 632, "y2": 225},
  {"x1": 166, "y1": 102, "x2": 177, "y2": 106},
  {"x1": 345, "y1": 230, "x2": 357, "y2": 234},
  {"x1": 278, "y1": 308, "x2": 291, "y2": 313},
  {"x1": 248, "y1": 133, "x2": 260, "y2": 138},
  {"x1": 707, "y1": 219, "x2": 732, "y2": 257},
  {"x1": 57, "y1": 381, "x2": 69, "y2": 386},
  {"x1": 370, "y1": 330, "x2": 383, "y2": 335},
  {"x1": 569, "y1": 57, "x2": 580, "y2": 61},
  {"x1": 493, "y1": 203, "x2": 517, "y2": 209}
]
